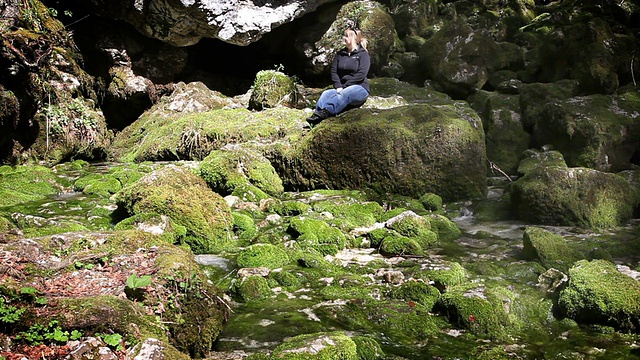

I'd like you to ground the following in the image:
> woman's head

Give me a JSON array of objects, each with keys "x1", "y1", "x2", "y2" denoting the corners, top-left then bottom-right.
[{"x1": 343, "y1": 28, "x2": 367, "y2": 51}]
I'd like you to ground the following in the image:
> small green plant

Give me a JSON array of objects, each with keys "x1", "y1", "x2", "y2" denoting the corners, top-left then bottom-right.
[
  {"x1": 125, "y1": 273, "x2": 152, "y2": 301},
  {"x1": 20, "y1": 287, "x2": 47, "y2": 306},
  {"x1": 0, "y1": 297, "x2": 24, "y2": 324},
  {"x1": 16, "y1": 320, "x2": 75, "y2": 345},
  {"x1": 97, "y1": 332, "x2": 123, "y2": 350}
]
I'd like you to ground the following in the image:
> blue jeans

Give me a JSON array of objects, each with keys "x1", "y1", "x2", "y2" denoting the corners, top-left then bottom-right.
[{"x1": 315, "y1": 85, "x2": 369, "y2": 116}]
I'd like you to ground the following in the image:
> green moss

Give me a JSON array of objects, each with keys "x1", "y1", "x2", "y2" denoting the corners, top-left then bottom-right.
[
  {"x1": 114, "y1": 166, "x2": 233, "y2": 254},
  {"x1": 312, "y1": 201, "x2": 384, "y2": 230},
  {"x1": 110, "y1": 105, "x2": 305, "y2": 162},
  {"x1": 268, "y1": 200, "x2": 311, "y2": 216},
  {"x1": 511, "y1": 166, "x2": 636, "y2": 228},
  {"x1": 236, "y1": 244, "x2": 290, "y2": 269},
  {"x1": 82, "y1": 176, "x2": 122, "y2": 197},
  {"x1": 248, "y1": 70, "x2": 300, "y2": 111},
  {"x1": 236, "y1": 276, "x2": 272, "y2": 302},
  {"x1": 437, "y1": 284, "x2": 514, "y2": 339},
  {"x1": 388, "y1": 281, "x2": 440, "y2": 310},
  {"x1": 425, "y1": 214, "x2": 462, "y2": 241},
  {"x1": 522, "y1": 227, "x2": 580, "y2": 272},
  {"x1": 419, "y1": 193, "x2": 443, "y2": 211},
  {"x1": 0, "y1": 165, "x2": 65, "y2": 207},
  {"x1": 352, "y1": 336, "x2": 385, "y2": 360},
  {"x1": 558, "y1": 259, "x2": 640, "y2": 330},
  {"x1": 288, "y1": 217, "x2": 347, "y2": 251},
  {"x1": 517, "y1": 149, "x2": 567, "y2": 175},
  {"x1": 271, "y1": 331, "x2": 358, "y2": 360},
  {"x1": 380, "y1": 235, "x2": 423, "y2": 256},
  {"x1": 412, "y1": 261, "x2": 467, "y2": 290},
  {"x1": 386, "y1": 212, "x2": 438, "y2": 249},
  {"x1": 232, "y1": 212, "x2": 258, "y2": 241},
  {"x1": 200, "y1": 148, "x2": 283, "y2": 198},
  {"x1": 269, "y1": 270, "x2": 302, "y2": 289}
]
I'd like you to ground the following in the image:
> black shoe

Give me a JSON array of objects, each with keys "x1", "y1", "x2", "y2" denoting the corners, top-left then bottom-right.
[{"x1": 306, "y1": 108, "x2": 331, "y2": 125}]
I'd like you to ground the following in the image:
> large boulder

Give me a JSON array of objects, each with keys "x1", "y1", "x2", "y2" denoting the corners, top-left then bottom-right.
[
  {"x1": 467, "y1": 90, "x2": 530, "y2": 175},
  {"x1": 531, "y1": 93, "x2": 640, "y2": 172},
  {"x1": 77, "y1": 0, "x2": 337, "y2": 46},
  {"x1": 114, "y1": 165, "x2": 233, "y2": 254},
  {"x1": 558, "y1": 259, "x2": 640, "y2": 331},
  {"x1": 294, "y1": 1, "x2": 396, "y2": 76},
  {"x1": 274, "y1": 103, "x2": 487, "y2": 201},
  {"x1": 107, "y1": 82, "x2": 305, "y2": 162},
  {"x1": 418, "y1": 18, "x2": 523, "y2": 98},
  {"x1": 510, "y1": 166, "x2": 637, "y2": 228}
]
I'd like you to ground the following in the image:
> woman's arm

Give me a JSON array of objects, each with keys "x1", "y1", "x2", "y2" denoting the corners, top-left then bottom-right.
[{"x1": 330, "y1": 53, "x2": 342, "y2": 89}]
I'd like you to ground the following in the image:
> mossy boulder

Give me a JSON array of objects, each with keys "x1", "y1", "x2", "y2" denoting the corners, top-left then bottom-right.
[
  {"x1": 271, "y1": 331, "x2": 358, "y2": 360},
  {"x1": 411, "y1": 260, "x2": 467, "y2": 290},
  {"x1": 467, "y1": 90, "x2": 530, "y2": 175},
  {"x1": 248, "y1": 70, "x2": 302, "y2": 110},
  {"x1": 558, "y1": 259, "x2": 640, "y2": 331},
  {"x1": 388, "y1": 280, "x2": 440, "y2": 310},
  {"x1": 437, "y1": 284, "x2": 515, "y2": 339},
  {"x1": 518, "y1": 80, "x2": 580, "y2": 130},
  {"x1": 352, "y1": 336, "x2": 385, "y2": 360},
  {"x1": 114, "y1": 165, "x2": 233, "y2": 253},
  {"x1": 268, "y1": 200, "x2": 311, "y2": 216},
  {"x1": 419, "y1": 192, "x2": 443, "y2": 212},
  {"x1": 418, "y1": 19, "x2": 523, "y2": 97},
  {"x1": 232, "y1": 212, "x2": 258, "y2": 241},
  {"x1": 312, "y1": 200, "x2": 384, "y2": 231},
  {"x1": 380, "y1": 235, "x2": 423, "y2": 256},
  {"x1": 236, "y1": 275, "x2": 272, "y2": 302},
  {"x1": 531, "y1": 93, "x2": 640, "y2": 171},
  {"x1": 108, "y1": 83, "x2": 304, "y2": 162},
  {"x1": 517, "y1": 148, "x2": 567, "y2": 176},
  {"x1": 0, "y1": 165, "x2": 67, "y2": 207},
  {"x1": 510, "y1": 166, "x2": 637, "y2": 228},
  {"x1": 522, "y1": 227, "x2": 581, "y2": 273},
  {"x1": 236, "y1": 244, "x2": 290, "y2": 269},
  {"x1": 200, "y1": 148, "x2": 284, "y2": 197},
  {"x1": 276, "y1": 103, "x2": 486, "y2": 201},
  {"x1": 288, "y1": 217, "x2": 347, "y2": 255},
  {"x1": 367, "y1": 78, "x2": 452, "y2": 106},
  {"x1": 425, "y1": 214, "x2": 462, "y2": 242},
  {"x1": 385, "y1": 211, "x2": 438, "y2": 249}
]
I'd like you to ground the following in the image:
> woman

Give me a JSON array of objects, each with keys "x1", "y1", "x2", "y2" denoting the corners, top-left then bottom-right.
[{"x1": 307, "y1": 27, "x2": 370, "y2": 125}]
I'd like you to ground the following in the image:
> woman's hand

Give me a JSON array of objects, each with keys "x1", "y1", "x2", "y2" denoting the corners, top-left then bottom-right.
[{"x1": 336, "y1": 87, "x2": 343, "y2": 93}]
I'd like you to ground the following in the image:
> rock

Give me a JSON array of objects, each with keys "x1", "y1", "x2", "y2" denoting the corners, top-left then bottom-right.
[
  {"x1": 275, "y1": 102, "x2": 487, "y2": 201},
  {"x1": 522, "y1": 227, "x2": 580, "y2": 273},
  {"x1": 510, "y1": 166, "x2": 637, "y2": 228},
  {"x1": 531, "y1": 93, "x2": 640, "y2": 172},
  {"x1": 558, "y1": 259, "x2": 640, "y2": 331},
  {"x1": 79, "y1": 0, "x2": 337, "y2": 46},
  {"x1": 237, "y1": 267, "x2": 271, "y2": 279},
  {"x1": 517, "y1": 148, "x2": 567, "y2": 176},
  {"x1": 128, "y1": 338, "x2": 165, "y2": 360},
  {"x1": 537, "y1": 268, "x2": 568, "y2": 293},
  {"x1": 270, "y1": 331, "x2": 358, "y2": 359},
  {"x1": 248, "y1": 70, "x2": 303, "y2": 110}
]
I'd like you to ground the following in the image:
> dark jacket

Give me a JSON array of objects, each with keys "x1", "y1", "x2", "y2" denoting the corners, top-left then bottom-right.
[{"x1": 331, "y1": 47, "x2": 370, "y2": 93}]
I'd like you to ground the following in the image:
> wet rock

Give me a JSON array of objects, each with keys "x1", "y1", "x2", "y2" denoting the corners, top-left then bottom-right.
[
  {"x1": 537, "y1": 268, "x2": 568, "y2": 293},
  {"x1": 523, "y1": 227, "x2": 580, "y2": 273}
]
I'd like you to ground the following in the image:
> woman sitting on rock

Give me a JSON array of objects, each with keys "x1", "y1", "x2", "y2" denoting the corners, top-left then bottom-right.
[{"x1": 306, "y1": 27, "x2": 371, "y2": 126}]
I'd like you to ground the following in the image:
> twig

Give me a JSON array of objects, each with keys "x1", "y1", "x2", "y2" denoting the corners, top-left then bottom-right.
[
  {"x1": 632, "y1": 52, "x2": 637, "y2": 87},
  {"x1": 488, "y1": 160, "x2": 513, "y2": 182}
]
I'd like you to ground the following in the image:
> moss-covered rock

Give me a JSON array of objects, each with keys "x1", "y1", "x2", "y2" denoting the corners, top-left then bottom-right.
[
  {"x1": 425, "y1": 214, "x2": 462, "y2": 242},
  {"x1": 232, "y1": 212, "x2": 258, "y2": 241},
  {"x1": 108, "y1": 89, "x2": 305, "y2": 162},
  {"x1": 388, "y1": 280, "x2": 440, "y2": 310},
  {"x1": 352, "y1": 336, "x2": 385, "y2": 360},
  {"x1": 518, "y1": 80, "x2": 580, "y2": 130},
  {"x1": 236, "y1": 275, "x2": 272, "y2": 302},
  {"x1": 288, "y1": 217, "x2": 347, "y2": 255},
  {"x1": 114, "y1": 165, "x2": 233, "y2": 254},
  {"x1": 236, "y1": 244, "x2": 290, "y2": 269},
  {"x1": 312, "y1": 200, "x2": 383, "y2": 231},
  {"x1": 385, "y1": 211, "x2": 438, "y2": 249},
  {"x1": 436, "y1": 284, "x2": 515, "y2": 339},
  {"x1": 380, "y1": 235, "x2": 423, "y2": 256},
  {"x1": 531, "y1": 93, "x2": 640, "y2": 171},
  {"x1": 268, "y1": 200, "x2": 311, "y2": 216},
  {"x1": 275, "y1": 103, "x2": 486, "y2": 201},
  {"x1": 467, "y1": 90, "x2": 530, "y2": 175},
  {"x1": 271, "y1": 331, "x2": 358, "y2": 360},
  {"x1": 248, "y1": 70, "x2": 302, "y2": 110},
  {"x1": 522, "y1": 227, "x2": 580, "y2": 273},
  {"x1": 367, "y1": 78, "x2": 452, "y2": 106},
  {"x1": 419, "y1": 192, "x2": 443, "y2": 212},
  {"x1": 510, "y1": 166, "x2": 637, "y2": 228},
  {"x1": 200, "y1": 147, "x2": 283, "y2": 197},
  {"x1": 412, "y1": 261, "x2": 467, "y2": 290},
  {"x1": 517, "y1": 148, "x2": 567, "y2": 175},
  {"x1": 558, "y1": 259, "x2": 640, "y2": 331},
  {"x1": 0, "y1": 165, "x2": 67, "y2": 207},
  {"x1": 418, "y1": 19, "x2": 523, "y2": 97}
]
